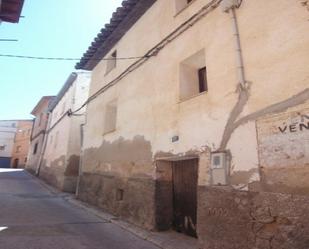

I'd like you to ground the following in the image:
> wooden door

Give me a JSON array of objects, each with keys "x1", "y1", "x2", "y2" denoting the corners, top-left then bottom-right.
[{"x1": 172, "y1": 159, "x2": 198, "y2": 237}]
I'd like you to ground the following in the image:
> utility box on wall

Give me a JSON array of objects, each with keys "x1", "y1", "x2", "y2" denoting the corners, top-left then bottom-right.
[{"x1": 210, "y1": 152, "x2": 228, "y2": 185}]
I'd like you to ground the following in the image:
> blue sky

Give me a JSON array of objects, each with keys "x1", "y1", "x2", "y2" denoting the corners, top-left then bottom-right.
[{"x1": 0, "y1": 0, "x2": 122, "y2": 120}]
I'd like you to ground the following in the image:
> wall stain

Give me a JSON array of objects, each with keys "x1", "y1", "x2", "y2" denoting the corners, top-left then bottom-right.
[
  {"x1": 220, "y1": 88, "x2": 309, "y2": 150},
  {"x1": 65, "y1": 155, "x2": 80, "y2": 176},
  {"x1": 82, "y1": 135, "x2": 153, "y2": 177}
]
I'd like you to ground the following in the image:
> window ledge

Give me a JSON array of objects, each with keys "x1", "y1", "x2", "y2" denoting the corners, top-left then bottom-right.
[{"x1": 178, "y1": 91, "x2": 208, "y2": 104}]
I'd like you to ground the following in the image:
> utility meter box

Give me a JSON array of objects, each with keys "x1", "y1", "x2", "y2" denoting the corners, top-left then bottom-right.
[{"x1": 211, "y1": 152, "x2": 228, "y2": 185}]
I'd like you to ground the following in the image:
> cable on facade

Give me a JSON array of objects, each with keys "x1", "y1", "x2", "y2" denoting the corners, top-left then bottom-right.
[
  {"x1": 0, "y1": 54, "x2": 149, "y2": 61},
  {"x1": 70, "y1": 0, "x2": 222, "y2": 115}
]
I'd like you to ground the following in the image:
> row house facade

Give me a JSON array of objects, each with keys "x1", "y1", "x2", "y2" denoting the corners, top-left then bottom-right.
[
  {"x1": 0, "y1": 120, "x2": 32, "y2": 168},
  {"x1": 72, "y1": 0, "x2": 309, "y2": 248},
  {"x1": 11, "y1": 120, "x2": 33, "y2": 168},
  {"x1": 0, "y1": 120, "x2": 18, "y2": 168},
  {"x1": 26, "y1": 96, "x2": 55, "y2": 174},
  {"x1": 38, "y1": 72, "x2": 91, "y2": 193}
]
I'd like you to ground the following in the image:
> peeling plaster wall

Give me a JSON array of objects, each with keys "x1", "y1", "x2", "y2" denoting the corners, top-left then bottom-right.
[
  {"x1": 26, "y1": 99, "x2": 51, "y2": 174},
  {"x1": 40, "y1": 73, "x2": 90, "y2": 192},
  {"x1": 256, "y1": 103, "x2": 309, "y2": 194},
  {"x1": 80, "y1": 0, "x2": 309, "y2": 231}
]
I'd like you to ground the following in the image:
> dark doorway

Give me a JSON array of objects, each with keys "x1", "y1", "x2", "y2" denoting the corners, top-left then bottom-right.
[
  {"x1": 13, "y1": 158, "x2": 19, "y2": 168},
  {"x1": 172, "y1": 159, "x2": 198, "y2": 237}
]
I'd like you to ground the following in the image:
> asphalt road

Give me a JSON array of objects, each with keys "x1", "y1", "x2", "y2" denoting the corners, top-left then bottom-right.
[{"x1": 0, "y1": 169, "x2": 159, "y2": 249}]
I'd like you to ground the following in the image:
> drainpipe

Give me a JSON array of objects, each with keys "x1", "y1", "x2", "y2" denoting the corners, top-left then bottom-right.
[
  {"x1": 75, "y1": 121, "x2": 85, "y2": 197},
  {"x1": 36, "y1": 111, "x2": 52, "y2": 176},
  {"x1": 221, "y1": 0, "x2": 246, "y2": 88}
]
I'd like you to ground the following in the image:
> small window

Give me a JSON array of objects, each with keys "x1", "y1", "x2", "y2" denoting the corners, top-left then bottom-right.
[
  {"x1": 116, "y1": 189, "x2": 124, "y2": 201},
  {"x1": 33, "y1": 143, "x2": 38, "y2": 155},
  {"x1": 105, "y1": 50, "x2": 117, "y2": 74},
  {"x1": 179, "y1": 49, "x2": 207, "y2": 101},
  {"x1": 24, "y1": 157, "x2": 27, "y2": 163},
  {"x1": 103, "y1": 100, "x2": 117, "y2": 134},
  {"x1": 0, "y1": 145, "x2": 5, "y2": 151},
  {"x1": 198, "y1": 67, "x2": 207, "y2": 93}
]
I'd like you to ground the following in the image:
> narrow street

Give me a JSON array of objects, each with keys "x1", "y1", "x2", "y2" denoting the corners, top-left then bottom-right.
[{"x1": 0, "y1": 169, "x2": 160, "y2": 249}]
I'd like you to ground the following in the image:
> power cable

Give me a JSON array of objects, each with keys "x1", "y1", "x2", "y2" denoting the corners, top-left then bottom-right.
[{"x1": 0, "y1": 54, "x2": 149, "y2": 61}]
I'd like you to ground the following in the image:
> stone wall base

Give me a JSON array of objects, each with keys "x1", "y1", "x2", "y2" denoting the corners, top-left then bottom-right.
[
  {"x1": 39, "y1": 165, "x2": 77, "y2": 193},
  {"x1": 197, "y1": 187, "x2": 309, "y2": 249},
  {"x1": 77, "y1": 172, "x2": 155, "y2": 229}
]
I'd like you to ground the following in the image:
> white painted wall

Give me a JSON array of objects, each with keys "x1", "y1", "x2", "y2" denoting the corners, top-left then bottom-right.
[
  {"x1": 0, "y1": 121, "x2": 17, "y2": 158},
  {"x1": 82, "y1": 0, "x2": 309, "y2": 188}
]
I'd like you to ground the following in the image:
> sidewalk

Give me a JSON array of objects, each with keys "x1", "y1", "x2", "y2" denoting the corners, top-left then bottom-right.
[{"x1": 29, "y1": 171, "x2": 199, "y2": 249}]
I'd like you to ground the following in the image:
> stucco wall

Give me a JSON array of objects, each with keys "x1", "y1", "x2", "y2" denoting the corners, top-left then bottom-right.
[
  {"x1": 11, "y1": 120, "x2": 33, "y2": 168},
  {"x1": 40, "y1": 73, "x2": 90, "y2": 192},
  {"x1": 79, "y1": 0, "x2": 309, "y2": 230},
  {"x1": 0, "y1": 121, "x2": 17, "y2": 161},
  {"x1": 26, "y1": 97, "x2": 54, "y2": 174}
]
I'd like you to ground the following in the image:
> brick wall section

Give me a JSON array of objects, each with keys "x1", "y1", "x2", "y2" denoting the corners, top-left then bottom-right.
[{"x1": 197, "y1": 187, "x2": 309, "y2": 249}]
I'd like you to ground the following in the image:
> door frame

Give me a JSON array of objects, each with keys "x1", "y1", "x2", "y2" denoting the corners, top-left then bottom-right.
[{"x1": 155, "y1": 155, "x2": 200, "y2": 236}]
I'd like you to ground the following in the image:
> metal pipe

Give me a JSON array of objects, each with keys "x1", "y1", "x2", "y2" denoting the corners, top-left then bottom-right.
[
  {"x1": 230, "y1": 7, "x2": 246, "y2": 88},
  {"x1": 75, "y1": 109, "x2": 87, "y2": 197}
]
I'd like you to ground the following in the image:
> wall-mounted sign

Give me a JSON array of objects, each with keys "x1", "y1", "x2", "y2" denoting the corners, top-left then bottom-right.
[{"x1": 256, "y1": 107, "x2": 309, "y2": 169}]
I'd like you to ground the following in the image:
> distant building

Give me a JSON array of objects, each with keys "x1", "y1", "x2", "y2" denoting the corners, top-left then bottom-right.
[
  {"x1": 26, "y1": 96, "x2": 56, "y2": 174},
  {"x1": 0, "y1": 120, "x2": 18, "y2": 168},
  {"x1": 0, "y1": 0, "x2": 25, "y2": 23},
  {"x1": 11, "y1": 120, "x2": 33, "y2": 168},
  {"x1": 39, "y1": 72, "x2": 90, "y2": 193}
]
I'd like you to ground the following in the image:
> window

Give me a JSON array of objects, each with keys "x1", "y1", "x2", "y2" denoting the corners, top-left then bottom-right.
[
  {"x1": 33, "y1": 143, "x2": 38, "y2": 155},
  {"x1": 179, "y1": 49, "x2": 207, "y2": 101},
  {"x1": 105, "y1": 50, "x2": 117, "y2": 74},
  {"x1": 116, "y1": 189, "x2": 124, "y2": 201},
  {"x1": 0, "y1": 145, "x2": 5, "y2": 151},
  {"x1": 103, "y1": 100, "x2": 117, "y2": 134},
  {"x1": 175, "y1": 0, "x2": 194, "y2": 13},
  {"x1": 198, "y1": 67, "x2": 207, "y2": 93},
  {"x1": 24, "y1": 157, "x2": 27, "y2": 163}
]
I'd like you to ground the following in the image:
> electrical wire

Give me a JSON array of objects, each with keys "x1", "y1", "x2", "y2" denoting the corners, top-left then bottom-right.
[
  {"x1": 0, "y1": 54, "x2": 149, "y2": 61},
  {"x1": 70, "y1": 0, "x2": 222, "y2": 115}
]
